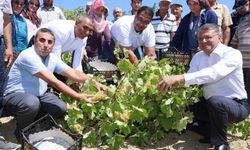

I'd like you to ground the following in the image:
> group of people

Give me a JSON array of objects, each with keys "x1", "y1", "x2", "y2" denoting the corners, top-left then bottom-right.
[{"x1": 0, "y1": 0, "x2": 249, "y2": 150}]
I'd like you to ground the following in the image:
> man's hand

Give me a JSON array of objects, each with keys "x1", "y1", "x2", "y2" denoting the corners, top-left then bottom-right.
[
  {"x1": 4, "y1": 48, "x2": 13, "y2": 68},
  {"x1": 79, "y1": 93, "x2": 96, "y2": 103},
  {"x1": 95, "y1": 81, "x2": 108, "y2": 91},
  {"x1": 157, "y1": 75, "x2": 185, "y2": 92}
]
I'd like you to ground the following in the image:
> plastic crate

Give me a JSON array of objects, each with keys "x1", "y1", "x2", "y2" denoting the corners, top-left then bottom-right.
[
  {"x1": 20, "y1": 114, "x2": 82, "y2": 150},
  {"x1": 159, "y1": 47, "x2": 193, "y2": 66}
]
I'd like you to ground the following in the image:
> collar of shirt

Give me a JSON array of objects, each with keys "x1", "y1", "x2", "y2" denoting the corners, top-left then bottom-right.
[{"x1": 210, "y1": 42, "x2": 224, "y2": 57}]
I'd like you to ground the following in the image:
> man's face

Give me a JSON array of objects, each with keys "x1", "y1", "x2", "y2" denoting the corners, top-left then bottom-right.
[
  {"x1": 75, "y1": 17, "x2": 94, "y2": 39},
  {"x1": 131, "y1": 0, "x2": 142, "y2": 11},
  {"x1": 171, "y1": 6, "x2": 183, "y2": 18},
  {"x1": 187, "y1": 0, "x2": 201, "y2": 14},
  {"x1": 236, "y1": 1, "x2": 250, "y2": 15},
  {"x1": 134, "y1": 11, "x2": 152, "y2": 33},
  {"x1": 198, "y1": 29, "x2": 220, "y2": 55},
  {"x1": 113, "y1": 8, "x2": 123, "y2": 20},
  {"x1": 35, "y1": 32, "x2": 55, "y2": 59},
  {"x1": 159, "y1": 1, "x2": 171, "y2": 12},
  {"x1": 43, "y1": 0, "x2": 53, "y2": 7}
]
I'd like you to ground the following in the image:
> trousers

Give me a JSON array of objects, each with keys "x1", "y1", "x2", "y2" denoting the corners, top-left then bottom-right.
[{"x1": 2, "y1": 92, "x2": 67, "y2": 130}]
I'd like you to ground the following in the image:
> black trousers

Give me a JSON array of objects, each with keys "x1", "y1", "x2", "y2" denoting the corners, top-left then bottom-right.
[{"x1": 190, "y1": 96, "x2": 249, "y2": 146}]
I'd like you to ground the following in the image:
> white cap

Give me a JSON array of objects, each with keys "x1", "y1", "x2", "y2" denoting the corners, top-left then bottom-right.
[{"x1": 86, "y1": 1, "x2": 92, "y2": 6}]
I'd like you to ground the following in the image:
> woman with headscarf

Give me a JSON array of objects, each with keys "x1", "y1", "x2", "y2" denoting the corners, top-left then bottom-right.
[
  {"x1": 3, "y1": 0, "x2": 28, "y2": 76},
  {"x1": 10, "y1": 0, "x2": 28, "y2": 53},
  {"x1": 85, "y1": 0, "x2": 113, "y2": 60},
  {"x1": 170, "y1": 0, "x2": 218, "y2": 53},
  {"x1": 22, "y1": 0, "x2": 40, "y2": 42}
]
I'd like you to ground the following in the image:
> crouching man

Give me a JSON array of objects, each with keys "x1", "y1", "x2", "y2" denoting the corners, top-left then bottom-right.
[
  {"x1": 2, "y1": 28, "x2": 105, "y2": 142},
  {"x1": 157, "y1": 24, "x2": 249, "y2": 150}
]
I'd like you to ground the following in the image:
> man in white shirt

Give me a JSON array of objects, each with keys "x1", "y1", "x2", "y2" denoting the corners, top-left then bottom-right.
[
  {"x1": 41, "y1": 15, "x2": 93, "y2": 71},
  {"x1": 157, "y1": 24, "x2": 249, "y2": 150},
  {"x1": 37, "y1": 0, "x2": 66, "y2": 25},
  {"x1": 111, "y1": 6, "x2": 156, "y2": 64},
  {"x1": 0, "y1": 0, "x2": 20, "y2": 149}
]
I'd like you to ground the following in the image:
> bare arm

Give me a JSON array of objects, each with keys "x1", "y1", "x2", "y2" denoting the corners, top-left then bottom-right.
[
  {"x1": 61, "y1": 68, "x2": 107, "y2": 91},
  {"x1": 144, "y1": 46, "x2": 156, "y2": 60},
  {"x1": 222, "y1": 26, "x2": 231, "y2": 45},
  {"x1": 120, "y1": 45, "x2": 139, "y2": 64},
  {"x1": 3, "y1": 12, "x2": 13, "y2": 67},
  {"x1": 35, "y1": 69, "x2": 94, "y2": 102}
]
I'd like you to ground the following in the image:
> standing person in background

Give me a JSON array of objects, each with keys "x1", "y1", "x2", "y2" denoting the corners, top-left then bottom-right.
[
  {"x1": 37, "y1": 0, "x2": 66, "y2": 25},
  {"x1": 0, "y1": 0, "x2": 20, "y2": 149},
  {"x1": 170, "y1": 0, "x2": 218, "y2": 53},
  {"x1": 131, "y1": 0, "x2": 142, "y2": 15},
  {"x1": 111, "y1": 6, "x2": 156, "y2": 64},
  {"x1": 113, "y1": 7, "x2": 123, "y2": 22},
  {"x1": 229, "y1": 0, "x2": 248, "y2": 43},
  {"x1": 85, "y1": 1, "x2": 92, "y2": 14},
  {"x1": 208, "y1": 0, "x2": 233, "y2": 45},
  {"x1": 22, "y1": 0, "x2": 41, "y2": 42},
  {"x1": 86, "y1": 0, "x2": 112, "y2": 60},
  {"x1": 151, "y1": 0, "x2": 177, "y2": 60},
  {"x1": 230, "y1": 0, "x2": 250, "y2": 105},
  {"x1": 170, "y1": 3, "x2": 183, "y2": 26},
  {"x1": 4, "y1": 0, "x2": 28, "y2": 75}
]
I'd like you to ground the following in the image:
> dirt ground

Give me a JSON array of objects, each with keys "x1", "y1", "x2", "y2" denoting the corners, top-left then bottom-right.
[{"x1": 1, "y1": 116, "x2": 250, "y2": 150}]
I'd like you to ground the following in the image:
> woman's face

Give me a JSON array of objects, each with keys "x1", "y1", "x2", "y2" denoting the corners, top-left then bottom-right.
[
  {"x1": 12, "y1": 0, "x2": 25, "y2": 15},
  {"x1": 28, "y1": 0, "x2": 40, "y2": 13},
  {"x1": 94, "y1": 6, "x2": 105, "y2": 17},
  {"x1": 187, "y1": 0, "x2": 201, "y2": 14}
]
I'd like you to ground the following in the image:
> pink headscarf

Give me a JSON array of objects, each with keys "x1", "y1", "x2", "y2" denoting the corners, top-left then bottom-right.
[{"x1": 88, "y1": 0, "x2": 107, "y2": 33}]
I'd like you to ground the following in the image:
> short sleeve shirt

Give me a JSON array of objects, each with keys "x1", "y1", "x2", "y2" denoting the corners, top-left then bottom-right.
[
  {"x1": 213, "y1": 3, "x2": 233, "y2": 29},
  {"x1": 111, "y1": 15, "x2": 155, "y2": 49},
  {"x1": 4, "y1": 47, "x2": 70, "y2": 96},
  {"x1": 0, "y1": 0, "x2": 12, "y2": 36},
  {"x1": 37, "y1": 6, "x2": 66, "y2": 25}
]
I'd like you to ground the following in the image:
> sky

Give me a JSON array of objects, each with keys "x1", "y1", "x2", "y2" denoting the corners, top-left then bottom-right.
[{"x1": 50, "y1": 0, "x2": 235, "y2": 20}]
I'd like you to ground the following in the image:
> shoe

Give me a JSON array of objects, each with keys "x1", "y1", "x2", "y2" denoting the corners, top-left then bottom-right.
[
  {"x1": 214, "y1": 144, "x2": 230, "y2": 150},
  {"x1": 0, "y1": 136, "x2": 20, "y2": 150}
]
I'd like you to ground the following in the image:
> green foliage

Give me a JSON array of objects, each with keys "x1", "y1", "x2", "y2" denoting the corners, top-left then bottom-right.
[
  {"x1": 61, "y1": 7, "x2": 85, "y2": 20},
  {"x1": 61, "y1": 56, "x2": 201, "y2": 149},
  {"x1": 229, "y1": 116, "x2": 250, "y2": 139}
]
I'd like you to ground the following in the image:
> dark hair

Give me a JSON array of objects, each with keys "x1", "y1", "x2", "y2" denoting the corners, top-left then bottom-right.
[
  {"x1": 131, "y1": 0, "x2": 142, "y2": 3},
  {"x1": 186, "y1": 0, "x2": 211, "y2": 9},
  {"x1": 137, "y1": 6, "x2": 154, "y2": 19},
  {"x1": 34, "y1": 28, "x2": 55, "y2": 41}
]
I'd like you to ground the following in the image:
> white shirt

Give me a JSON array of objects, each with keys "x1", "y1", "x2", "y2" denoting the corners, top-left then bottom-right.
[
  {"x1": 37, "y1": 6, "x2": 66, "y2": 25},
  {"x1": 0, "y1": 0, "x2": 12, "y2": 36},
  {"x1": 111, "y1": 15, "x2": 155, "y2": 49},
  {"x1": 42, "y1": 20, "x2": 87, "y2": 71},
  {"x1": 184, "y1": 43, "x2": 247, "y2": 99}
]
